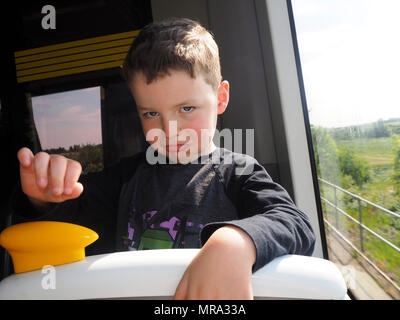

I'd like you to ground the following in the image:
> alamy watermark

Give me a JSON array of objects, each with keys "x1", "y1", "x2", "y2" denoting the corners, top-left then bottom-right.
[
  {"x1": 340, "y1": 265, "x2": 356, "y2": 290},
  {"x1": 144, "y1": 121, "x2": 255, "y2": 175},
  {"x1": 41, "y1": 265, "x2": 56, "y2": 290},
  {"x1": 41, "y1": 5, "x2": 56, "y2": 30}
]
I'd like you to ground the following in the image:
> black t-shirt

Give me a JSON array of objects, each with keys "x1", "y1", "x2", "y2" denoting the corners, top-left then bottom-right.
[{"x1": 14, "y1": 147, "x2": 315, "y2": 272}]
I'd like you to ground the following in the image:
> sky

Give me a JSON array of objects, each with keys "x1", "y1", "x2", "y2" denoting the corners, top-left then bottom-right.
[
  {"x1": 291, "y1": 0, "x2": 400, "y2": 128},
  {"x1": 32, "y1": 86, "x2": 102, "y2": 150}
]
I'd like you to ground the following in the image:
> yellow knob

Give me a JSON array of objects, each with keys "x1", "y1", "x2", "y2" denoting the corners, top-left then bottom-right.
[{"x1": 0, "y1": 221, "x2": 98, "y2": 273}]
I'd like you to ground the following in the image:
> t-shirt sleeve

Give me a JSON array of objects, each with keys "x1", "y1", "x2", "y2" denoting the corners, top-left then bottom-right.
[
  {"x1": 11, "y1": 152, "x2": 145, "y2": 255},
  {"x1": 200, "y1": 153, "x2": 316, "y2": 272}
]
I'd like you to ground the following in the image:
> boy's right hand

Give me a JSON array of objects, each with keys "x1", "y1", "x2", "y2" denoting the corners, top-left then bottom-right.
[{"x1": 17, "y1": 147, "x2": 84, "y2": 205}]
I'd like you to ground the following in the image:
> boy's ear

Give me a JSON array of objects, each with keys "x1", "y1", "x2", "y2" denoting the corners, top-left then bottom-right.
[{"x1": 217, "y1": 80, "x2": 230, "y2": 115}]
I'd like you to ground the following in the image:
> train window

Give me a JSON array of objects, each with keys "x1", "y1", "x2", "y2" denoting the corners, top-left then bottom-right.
[
  {"x1": 31, "y1": 86, "x2": 104, "y2": 174},
  {"x1": 291, "y1": 0, "x2": 400, "y2": 299}
]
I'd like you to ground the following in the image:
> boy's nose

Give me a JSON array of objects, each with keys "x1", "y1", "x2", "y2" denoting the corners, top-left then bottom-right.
[{"x1": 162, "y1": 118, "x2": 180, "y2": 139}]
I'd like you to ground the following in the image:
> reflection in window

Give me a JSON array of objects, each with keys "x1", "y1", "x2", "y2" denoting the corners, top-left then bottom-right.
[
  {"x1": 292, "y1": 0, "x2": 400, "y2": 299},
  {"x1": 31, "y1": 86, "x2": 103, "y2": 174}
]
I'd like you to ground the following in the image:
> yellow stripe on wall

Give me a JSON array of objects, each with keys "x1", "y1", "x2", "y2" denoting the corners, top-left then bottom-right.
[
  {"x1": 18, "y1": 60, "x2": 125, "y2": 83},
  {"x1": 15, "y1": 30, "x2": 139, "y2": 58},
  {"x1": 16, "y1": 46, "x2": 131, "y2": 71},
  {"x1": 16, "y1": 53, "x2": 127, "y2": 77},
  {"x1": 14, "y1": 30, "x2": 139, "y2": 83}
]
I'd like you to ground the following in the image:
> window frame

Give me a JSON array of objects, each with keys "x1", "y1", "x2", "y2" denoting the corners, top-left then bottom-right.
[{"x1": 255, "y1": 0, "x2": 328, "y2": 260}]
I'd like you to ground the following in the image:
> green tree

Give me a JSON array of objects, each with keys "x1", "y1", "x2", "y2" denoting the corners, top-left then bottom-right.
[
  {"x1": 62, "y1": 143, "x2": 104, "y2": 174},
  {"x1": 392, "y1": 134, "x2": 400, "y2": 195},
  {"x1": 338, "y1": 146, "x2": 371, "y2": 188},
  {"x1": 311, "y1": 125, "x2": 341, "y2": 185},
  {"x1": 77, "y1": 143, "x2": 103, "y2": 174},
  {"x1": 374, "y1": 119, "x2": 390, "y2": 138}
]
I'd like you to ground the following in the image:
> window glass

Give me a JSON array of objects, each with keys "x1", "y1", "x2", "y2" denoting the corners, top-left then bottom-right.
[
  {"x1": 31, "y1": 86, "x2": 103, "y2": 174},
  {"x1": 292, "y1": 0, "x2": 400, "y2": 299}
]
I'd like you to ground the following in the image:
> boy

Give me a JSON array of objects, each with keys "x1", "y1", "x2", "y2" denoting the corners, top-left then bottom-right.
[{"x1": 14, "y1": 18, "x2": 315, "y2": 299}]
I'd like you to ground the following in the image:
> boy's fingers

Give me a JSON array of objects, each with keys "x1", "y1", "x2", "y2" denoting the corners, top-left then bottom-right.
[
  {"x1": 41, "y1": 181, "x2": 83, "y2": 203},
  {"x1": 33, "y1": 152, "x2": 50, "y2": 189},
  {"x1": 63, "y1": 160, "x2": 82, "y2": 195},
  {"x1": 17, "y1": 147, "x2": 34, "y2": 168},
  {"x1": 69, "y1": 182, "x2": 84, "y2": 199},
  {"x1": 49, "y1": 155, "x2": 67, "y2": 196},
  {"x1": 57, "y1": 182, "x2": 83, "y2": 202},
  {"x1": 17, "y1": 148, "x2": 83, "y2": 203}
]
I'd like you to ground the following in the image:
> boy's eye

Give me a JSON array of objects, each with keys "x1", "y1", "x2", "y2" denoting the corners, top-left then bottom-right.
[
  {"x1": 144, "y1": 111, "x2": 159, "y2": 118},
  {"x1": 181, "y1": 106, "x2": 195, "y2": 113}
]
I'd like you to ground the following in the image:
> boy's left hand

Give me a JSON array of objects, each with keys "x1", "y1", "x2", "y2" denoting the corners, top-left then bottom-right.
[{"x1": 173, "y1": 225, "x2": 256, "y2": 300}]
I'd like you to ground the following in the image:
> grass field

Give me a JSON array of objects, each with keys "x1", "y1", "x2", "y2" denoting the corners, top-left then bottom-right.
[
  {"x1": 338, "y1": 137, "x2": 394, "y2": 167},
  {"x1": 335, "y1": 137, "x2": 397, "y2": 208},
  {"x1": 321, "y1": 136, "x2": 400, "y2": 289}
]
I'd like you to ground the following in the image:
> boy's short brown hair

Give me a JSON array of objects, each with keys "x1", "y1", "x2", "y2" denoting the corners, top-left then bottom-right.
[{"x1": 122, "y1": 17, "x2": 222, "y2": 91}]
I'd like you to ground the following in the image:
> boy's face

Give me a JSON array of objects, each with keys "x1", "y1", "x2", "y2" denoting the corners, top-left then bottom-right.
[{"x1": 129, "y1": 69, "x2": 229, "y2": 163}]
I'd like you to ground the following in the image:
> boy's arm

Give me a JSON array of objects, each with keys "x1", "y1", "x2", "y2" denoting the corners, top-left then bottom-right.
[
  {"x1": 175, "y1": 154, "x2": 315, "y2": 299},
  {"x1": 174, "y1": 225, "x2": 256, "y2": 299},
  {"x1": 200, "y1": 155, "x2": 316, "y2": 272},
  {"x1": 12, "y1": 149, "x2": 145, "y2": 255}
]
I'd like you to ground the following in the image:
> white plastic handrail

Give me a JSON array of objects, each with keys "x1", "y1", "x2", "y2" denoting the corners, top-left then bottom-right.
[{"x1": 0, "y1": 249, "x2": 347, "y2": 300}]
